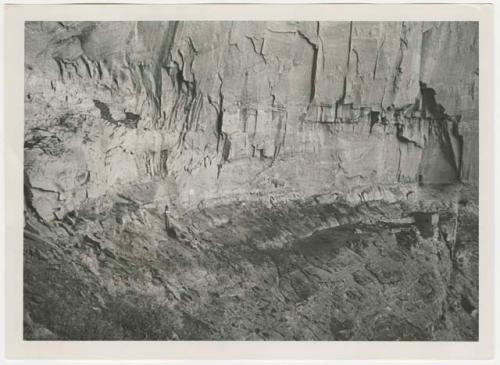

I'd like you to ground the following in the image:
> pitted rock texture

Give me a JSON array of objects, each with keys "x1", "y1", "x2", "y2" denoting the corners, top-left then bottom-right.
[{"x1": 24, "y1": 21, "x2": 478, "y2": 340}]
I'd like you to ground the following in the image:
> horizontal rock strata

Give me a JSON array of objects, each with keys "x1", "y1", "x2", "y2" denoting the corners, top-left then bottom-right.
[{"x1": 25, "y1": 21, "x2": 478, "y2": 220}]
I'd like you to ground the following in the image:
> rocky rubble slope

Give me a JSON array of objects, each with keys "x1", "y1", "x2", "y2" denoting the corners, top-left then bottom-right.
[
  {"x1": 24, "y1": 21, "x2": 479, "y2": 340},
  {"x1": 24, "y1": 185, "x2": 478, "y2": 340}
]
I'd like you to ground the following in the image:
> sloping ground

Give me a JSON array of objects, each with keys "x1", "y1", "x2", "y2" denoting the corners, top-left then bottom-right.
[{"x1": 23, "y1": 185, "x2": 478, "y2": 341}]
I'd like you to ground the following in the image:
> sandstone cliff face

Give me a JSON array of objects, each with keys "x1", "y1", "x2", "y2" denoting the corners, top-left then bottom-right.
[
  {"x1": 25, "y1": 21, "x2": 478, "y2": 220},
  {"x1": 24, "y1": 21, "x2": 479, "y2": 341}
]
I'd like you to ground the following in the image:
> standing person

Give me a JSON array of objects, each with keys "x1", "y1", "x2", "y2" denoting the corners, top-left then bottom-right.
[{"x1": 164, "y1": 204, "x2": 171, "y2": 231}]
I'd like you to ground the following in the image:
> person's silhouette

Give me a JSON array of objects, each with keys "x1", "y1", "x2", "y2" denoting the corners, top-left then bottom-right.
[{"x1": 164, "y1": 204, "x2": 170, "y2": 231}]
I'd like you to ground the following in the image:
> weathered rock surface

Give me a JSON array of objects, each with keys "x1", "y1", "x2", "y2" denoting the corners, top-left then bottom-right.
[{"x1": 24, "y1": 21, "x2": 478, "y2": 340}]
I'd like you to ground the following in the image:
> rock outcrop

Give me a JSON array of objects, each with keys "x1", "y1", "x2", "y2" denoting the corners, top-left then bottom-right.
[
  {"x1": 24, "y1": 21, "x2": 479, "y2": 341},
  {"x1": 25, "y1": 21, "x2": 478, "y2": 220}
]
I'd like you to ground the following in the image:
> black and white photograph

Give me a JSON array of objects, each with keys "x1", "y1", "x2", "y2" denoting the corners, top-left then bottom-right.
[{"x1": 22, "y1": 19, "x2": 480, "y2": 342}]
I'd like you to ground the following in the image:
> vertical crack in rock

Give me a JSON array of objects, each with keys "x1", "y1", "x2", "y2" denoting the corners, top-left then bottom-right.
[
  {"x1": 215, "y1": 73, "x2": 225, "y2": 152},
  {"x1": 297, "y1": 30, "x2": 319, "y2": 106},
  {"x1": 373, "y1": 35, "x2": 386, "y2": 80},
  {"x1": 335, "y1": 21, "x2": 354, "y2": 120},
  {"x1": 316, "y1": 22, "x2": 326, "y2": 71},
  {"x1": 392, "y1": 22, "x2": 409, "y2": 96},
  {"x1": 217, "y1": 132, "x2": 231, "y2": 179},
  {"x1": 153, "y1": 21, "x2": 179, "y2": 128},
  {"x1": 271, "y1": 106, "x2": 287, "y2": 164}
]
